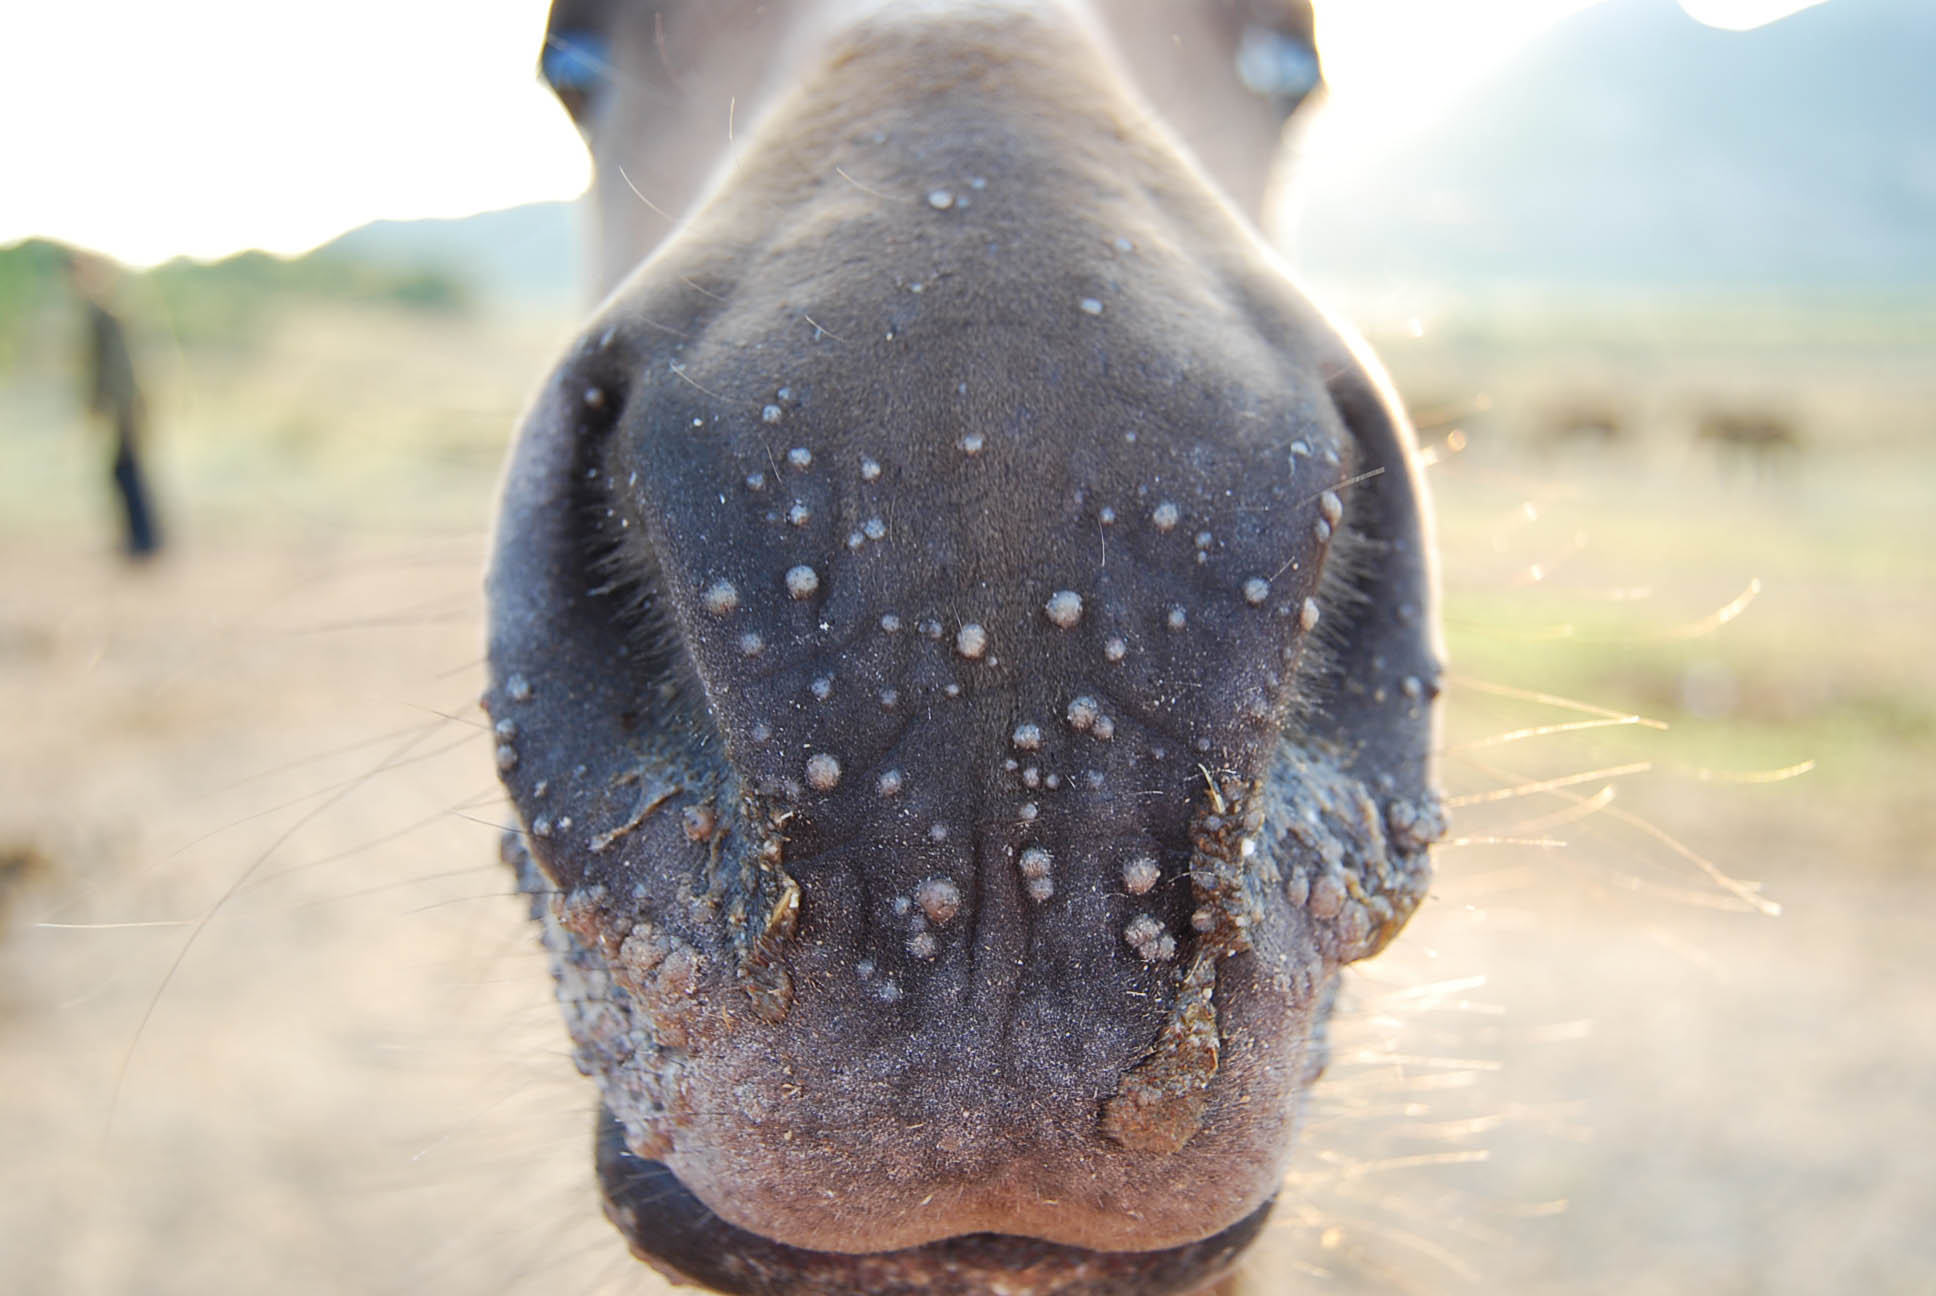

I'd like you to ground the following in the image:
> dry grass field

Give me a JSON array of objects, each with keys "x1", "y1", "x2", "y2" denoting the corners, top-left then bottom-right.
[{"x1": 1, "y1": 292, "x2": 1932, "y2": 1294}]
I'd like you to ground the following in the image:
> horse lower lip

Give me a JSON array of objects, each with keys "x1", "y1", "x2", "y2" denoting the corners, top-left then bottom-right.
[{"x1": 594, "y1": 1107, "x2": 1275, "y2": 1296}]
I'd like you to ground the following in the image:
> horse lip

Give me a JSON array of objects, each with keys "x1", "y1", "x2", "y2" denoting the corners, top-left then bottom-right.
[{"x1": 594, "y1": 1107, "x2": 1274, "y2": 1296}]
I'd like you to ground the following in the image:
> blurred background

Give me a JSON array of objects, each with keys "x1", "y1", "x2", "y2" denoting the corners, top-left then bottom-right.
[{"x1": 1, "y1": 0, "x2": 1931, "y2": 1292}]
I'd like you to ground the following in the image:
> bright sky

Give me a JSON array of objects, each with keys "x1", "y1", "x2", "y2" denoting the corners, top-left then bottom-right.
[{"x1": 0, "y1": 0, "x2": 1831, "y2": 267}]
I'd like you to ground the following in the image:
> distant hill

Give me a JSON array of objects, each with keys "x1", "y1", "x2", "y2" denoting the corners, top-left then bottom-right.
[
  {"x1": 1292, "y1": 0, "x2": 1936, "y2": 302},
  {"x1": 0, "y1": 235, "x2": 472, "y2": 368},
  {"x1": 311, "y1": 201, "x2": 583, "y2": 308}
]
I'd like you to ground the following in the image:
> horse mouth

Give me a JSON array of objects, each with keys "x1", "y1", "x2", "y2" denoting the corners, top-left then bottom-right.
[{"x1": 594, "y1": 1107, "x2": 1272, "y2": 1296}]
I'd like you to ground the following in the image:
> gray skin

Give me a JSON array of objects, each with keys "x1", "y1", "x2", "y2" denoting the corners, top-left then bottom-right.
[{"x1": 485, "y1": 3, "x2": 1445, "y2": 1293}]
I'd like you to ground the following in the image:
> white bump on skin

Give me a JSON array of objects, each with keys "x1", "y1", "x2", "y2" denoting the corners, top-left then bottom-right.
[
  {"x1": 1066, "y1": 696, "x2": 1100, "y2": 731},
  {"x1": 1167, "y1": 606, "x2": 1187, "y2": 631},
  {"x1": 864, "y1": 517, "x2": 886, "y2": 541},
  {"x1": 811, "y1": 677, "x2": 833, "y2": 701},
  {"x1": 746, "y1": 472, "x2": 767, "y2": 491},
  {"x1": 682, "y1": 805, "x2": 716, "y2": 842},
  {"x1": 785, "y1": 565, "x2": 820, "y2": 599},
  {"x1": 1079, "y1": 297, "x2": 1104, "y2": 316},
  {"x1": 583, "y1": 386, "x2": 605, "y2": 409},
  {"x1": 1151, "y1": 501, "x2": 1180, "y2": 532},
  {"x1": 1044, "y1": 590, "x2": 1083, "y2": 629},
  {"x1": 877, "y1": 769, "x2": 904, "y2": 796},
  {"x1": 1309, "y1": 873, "x2": 1346, "y2": 920},
  {"x1": 788, "y1": 502, "x2": 811, "y2": 526},
  {"x1": 1019, "y1": 847, "x2": 1055, "y2": 903},
  {"x1": 956, "y1": 623, "x2": 989, "y2": 659},
  {"x1": 907, "y1": 932, "x2": 939, "y2": 960},
  {"x1": 1103, "y1": 636, "x2": 1127, "y2": 662},
  {"x1": 505, "y1": 673, "x2": 531, "y2": 702},
  {"x1": 1124, "y1": 914, "x2": 1176, "y2": 962},
  {"x1": 929, "y1": 823, "x2": 949, "y2": 843},
  {"x1": 959, "y1": 432, "x2": 985, "y2": 455},
  {"x1": 1022, "y1": 767, "x2": 1041, "y2": 789},
  {"x1": 915, "y1": 877, "x2": 961, "y2": 925},
  {"x1": 860, "y1": 457, "x2": 882, "y2": 481},
  {"x1": 880, "y1": 613, "x2": 903, "y2": 633},
  {"x1": 1092, "y1": 714, "x2": 1115, "y2": 741},
  {"x1": 788, "y1": 446, "x2": 812, "y2": 469},
  {"x1": 1300, "y1": 598, "x2": 1322, "y2": 632},
  {"x1": 1122, "y1": 856, "x2": 1161, "y2": 895},
  {"x1": 1318, "y1": 490, "x2": 1344, "y2": 528},
  {"x1": 928, "y1": 189, "x2": 955, "y2": 210},
  {"x1": 805, "y1": 753, "x2": 841, "y2": 791},
  {"x1": 1243, "y1": 577, "x2": 1270, "y2": 606},
  {"x1": 763, "y1": 404, "x2": 783, "y2": 424},
  {"x1": 1017, "y1": 801, "x2": 1039, "y2": 822},
  {"x1": 738, "y1": 631, "x2": 764, "y2": 656},
  {"x1": 1012, "y1": 722, "x2": 1043, "y2": 750}
]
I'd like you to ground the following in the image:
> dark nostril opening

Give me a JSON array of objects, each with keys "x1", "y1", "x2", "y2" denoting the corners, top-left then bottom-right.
[{"x1": 594, "y1": 1107, "x2": 1275, "y2": 1296}]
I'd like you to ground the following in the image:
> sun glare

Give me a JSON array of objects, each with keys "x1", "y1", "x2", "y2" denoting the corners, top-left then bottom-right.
[
  {"x1": 0, "y1": 0, "x2": 587, "y2": 266},
  {"x1": 1300, "y1": 0, "x2": 1606, "y2": 184},
  {"x1": 1679, "y1": 0, "x2": 1832, "y2": 30}
]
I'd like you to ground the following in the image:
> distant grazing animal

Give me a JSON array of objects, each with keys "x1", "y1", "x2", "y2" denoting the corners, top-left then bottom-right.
[
  {"x1": 1541, "y1": 399, "x2": 1627, "y2": 454},
  {"x1": 484, "y1": 3, "x2": 1445, "y2": 1293},
  {"x1": 1696, "y1": 407, "x2": 1802, "y2": 477}
]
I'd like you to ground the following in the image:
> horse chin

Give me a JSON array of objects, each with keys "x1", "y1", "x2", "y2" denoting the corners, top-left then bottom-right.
[{"x1": 594, "y1": 1107, "x2": 1274, "y2": 1296}]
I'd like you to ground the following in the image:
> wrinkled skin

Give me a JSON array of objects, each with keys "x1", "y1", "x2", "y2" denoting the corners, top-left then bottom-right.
[{"x1": 485, "y1": 2, "x2": 1445, "y2": 1292}]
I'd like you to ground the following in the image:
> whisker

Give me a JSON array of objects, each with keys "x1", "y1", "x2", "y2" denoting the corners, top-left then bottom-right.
[
  {"x1": 1444, "y1": 761, "x2": 1652, "y2": 808},
  {"x1": 614, "y1": 164, "x2": 676, "y2": 223},
  {"x1": 1659, "y1": 577, "x2": 1762, "y2": 640},
  {"x1": 109, "y1": 717, "x2": 469, "y2": 1130},
  {"x1": 1672, "y1": 757, "x2": 1817, "y2": 784},
  {"x1": 1448, "y1": 674, "x2": 1670, "y2": 728},
  {"x1": 1455, "y1": 714, "x2": 1654, "y2": 751}
]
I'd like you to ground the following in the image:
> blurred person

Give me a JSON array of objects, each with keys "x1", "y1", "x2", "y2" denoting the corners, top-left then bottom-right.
[{"x1": 66, "y1": 250, "x2": 162, "y2": 559}]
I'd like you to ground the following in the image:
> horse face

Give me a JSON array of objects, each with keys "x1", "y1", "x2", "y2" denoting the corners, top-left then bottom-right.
[{"x1": 488, "y1": 4, "x2": 1442, "y2": 1291}]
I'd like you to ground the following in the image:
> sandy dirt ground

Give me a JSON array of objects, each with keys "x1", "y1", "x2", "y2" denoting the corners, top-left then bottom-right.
[{"x1": 3, "y1": 320, "x2": 1933, "y2": 1294}]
